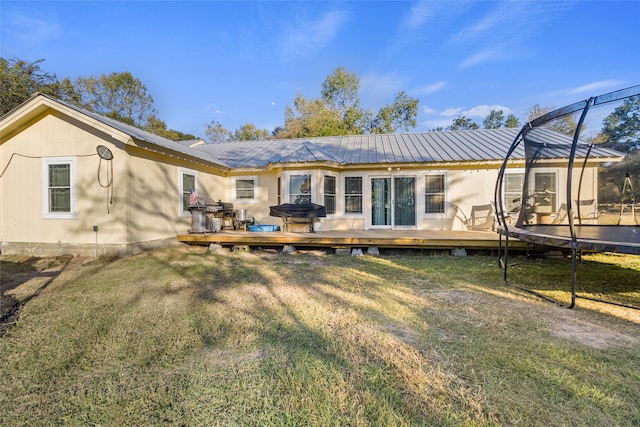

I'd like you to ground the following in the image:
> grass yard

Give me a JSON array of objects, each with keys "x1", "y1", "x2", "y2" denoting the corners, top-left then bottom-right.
[{"x1": 1, "y1": 246, "x2": 639, "y2": 426}]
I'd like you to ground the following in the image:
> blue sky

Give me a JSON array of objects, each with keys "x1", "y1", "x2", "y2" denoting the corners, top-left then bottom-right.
[{"x1": 2, "y1": 1, "x2": 638, "y2": 138}]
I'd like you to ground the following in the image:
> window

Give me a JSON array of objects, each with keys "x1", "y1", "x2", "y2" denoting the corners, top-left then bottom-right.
[
  {"x1": 277, "y1": 177, "x2": 281, "y2": 205},
  {"x1": 180, "y1": 169, "x2": 197, "y2": 215},
  {"x1": 504, "y1": 172, "x2": 524, "y2": 213},
  {"x1": 425, "y1": 174, "x2": 445, "y2": 214},
  {"x1": 324, "y1": 176, "x2": 336, "y2": 214},
  {"x1": 233, "y1": 176, "x2": 257, "y2": 202},
  {"x1": 42, "y1": 157, "x2": 76, "y2": 219},
  {"x1": 532, "y1": 172, "x2": 557, "y2": 212},
  {"x1": 289, "y1": 174, "x2": 311, "y2": 204},
  {"x1": 344, "y1": 176, "x2": 362, "y2": 213}
]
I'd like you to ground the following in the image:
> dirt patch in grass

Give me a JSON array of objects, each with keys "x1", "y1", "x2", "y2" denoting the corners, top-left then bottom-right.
[
  {"x1": 548, "y1": 310, "x2": 640, "y2": 349},
  {"x1": 433, "y1": 287, "x2": 640, "y2": 350}
]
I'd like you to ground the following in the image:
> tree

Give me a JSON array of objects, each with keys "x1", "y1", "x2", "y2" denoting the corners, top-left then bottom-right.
[
  {"x1": 144, "y1": 114, "x2": 196, "y2": 141},
  {"x1": 0, "y1": 57, "x2": 76, "y2": 115},
  {"x1": 448, "y1": 116, "x2": 479, "y2": 131},
  {"x1": 276, "y1": 67, "x2": 419, "y2": 138},
  {"x1": 595, "y1": 96, "x2": 640, "y2": 204},
  {"x1": 74, "y1": 71, "x2": 156, "y2": 127},
  {"x1": 275, "y1": 93, "x2": 348, "y2": 139},
  {"x1": 205, "y1": 120, "x2": 231, "y2": 143},
  {"x1": 233, "y1": 123, "x2": 271, "y2": 141},
  {"x1": 483, "y1": 109, "x2": 505, "y2": 129},
  {"x1": 597, "y1": 96, "x2": 640, "y2": 150},
  {"x1": 526, "y1": 103, "x2": 579, "y2": 135},
  {"x1": 526, "y1": 104, "x2": 554, "y2": 122},
  {"x1": 321, "y1": 66, "x2": 360, "y2": 114},
  {"x1": 321, "y1": 66, "x2": 364, "y2": 133},
  {"x1": 505, "y1": 114, "x2": 520, "y2": 128},
  {"x1": 370, "y1": 91, "x2": 419, "y2": 134}
]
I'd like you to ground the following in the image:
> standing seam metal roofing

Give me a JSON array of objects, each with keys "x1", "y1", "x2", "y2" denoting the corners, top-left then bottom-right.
[
  {"x1": 8, "y1": 95, "x2": 621, "y2": 170},
  {"x1": 190, "y1": 128, "x2": 622, "y2": 169},
  {"x1": 23, "y1": 94, "x2": 231, "y2": 169}
]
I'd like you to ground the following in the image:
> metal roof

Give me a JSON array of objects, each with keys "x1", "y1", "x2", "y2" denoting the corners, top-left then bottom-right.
[
  {"x1": 192, "y1": 128, "x2": 622, "y2": 168},
  {"x1": 193, "y1": 129, "x2": 529, "y2": 168},
  {"x1": 9, "y1": 94, "x2": 623, "y2": 170},
  {"x1": 13, "y1": 94, "x2": 230, "y2": 169}
]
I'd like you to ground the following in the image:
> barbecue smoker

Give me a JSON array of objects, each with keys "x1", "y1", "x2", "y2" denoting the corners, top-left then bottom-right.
[{"x1": 189, "y1": 198, "x2": 235, "y2": 233}]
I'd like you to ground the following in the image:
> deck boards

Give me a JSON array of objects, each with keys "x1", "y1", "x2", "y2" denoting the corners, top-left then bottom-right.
[{"x1": 177, "y1": 229, "x2": 528, "y2": 251}]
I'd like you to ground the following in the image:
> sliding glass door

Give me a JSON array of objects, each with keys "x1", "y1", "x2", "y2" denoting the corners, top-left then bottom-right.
[
  {"x1": 371, "y1": 176, "x2": 416, "y2": 227},
  {"x1": 394, "y1": 177, "x2": 416, "y2": 227}
]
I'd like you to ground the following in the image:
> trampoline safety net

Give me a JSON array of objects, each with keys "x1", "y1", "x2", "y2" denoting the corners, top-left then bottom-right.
[{"x1": 495, "y1": 85, "x2": 640, "y2": 255}]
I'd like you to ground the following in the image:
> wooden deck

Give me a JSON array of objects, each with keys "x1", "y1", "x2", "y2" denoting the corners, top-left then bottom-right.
[{"x1": 177, "y1": 229, "x2": 528, "y2": 252}]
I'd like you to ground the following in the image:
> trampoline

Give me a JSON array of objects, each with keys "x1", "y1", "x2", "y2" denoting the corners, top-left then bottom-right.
[{"x1": 495, "y1": 85, "x2": 640, "y2": 308}]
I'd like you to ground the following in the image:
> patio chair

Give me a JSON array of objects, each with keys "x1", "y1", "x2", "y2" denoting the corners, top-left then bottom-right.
[
  {"x1": 464, "y1": 203, "x2": 495, "y2": 231},
  {"x1": 574, "y1": 199, "x2": 601, "y2": 224},
  {"x1": 551, "y1": 203, "x2": 569, "y2": 224}
]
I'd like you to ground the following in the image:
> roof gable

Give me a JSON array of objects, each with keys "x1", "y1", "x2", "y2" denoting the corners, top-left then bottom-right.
[
  {"x1": 274, "y1": 142, "x2": 342, "y2": 164},
  {"x1": 0, "y1": 93, "x2": 229, "y2": 170}
]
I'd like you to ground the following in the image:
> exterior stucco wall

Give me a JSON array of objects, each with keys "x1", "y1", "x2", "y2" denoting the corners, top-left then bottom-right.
[
  {"x1": 0, "y1": 111, "x2": 226, "y2": 255},
  {"x1": 0, "y1": 112, "x2": 130, "y2": 248},
  {"x1": 125, "y1": 146, "x2": 226, "y2": 241},
  {"x1": 218, "y1": 166, "x2": 505, "y2": 232}
]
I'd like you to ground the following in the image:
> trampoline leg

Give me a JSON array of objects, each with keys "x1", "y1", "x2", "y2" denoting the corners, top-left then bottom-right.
[
  {"x1": 503, "y1": 234, "x2": 510, "y2": 283},
  {"x1": 568, "y1": 248, "x2": 577, "y2": 309}
]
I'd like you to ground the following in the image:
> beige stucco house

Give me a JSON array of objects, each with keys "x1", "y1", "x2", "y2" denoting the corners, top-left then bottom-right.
[{"x1": 1, "y1": 94, "x2": 618, "y2": 255}]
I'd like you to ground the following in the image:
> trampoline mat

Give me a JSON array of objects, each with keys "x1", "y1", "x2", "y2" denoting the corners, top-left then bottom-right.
[{"x1": 501, "y1": 225, "x2": 640, "y2": 255}]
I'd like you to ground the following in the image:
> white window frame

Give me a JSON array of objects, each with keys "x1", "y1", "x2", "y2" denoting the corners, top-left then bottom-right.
[
  {"x1": 424, "y1": 172, "x2": 447, "y2": 217},
  {"x1": 503, "y1": 169, "x2": 525, "y2": 214},
  {"x1": 42, "y1": 157, "x2": 77, "y2": 219},
  {"x1": 232, "y1": 175, "x2": 259, "y2": 203},
  {"x1": 323, "y1": 174, "x2": 337, "y2": 215},
  {"x1": 285, "y1": 171, "x2": 313, "y2": 204},
  {"x1": 343, "y1": 174, "x2": 364, "y2": 215},
  {"x1": 531, "y1": 170, "x2": 559, "y2": 213},
  {"x1": 180, "y1": 168, "x2": 197, "y2": 217}
]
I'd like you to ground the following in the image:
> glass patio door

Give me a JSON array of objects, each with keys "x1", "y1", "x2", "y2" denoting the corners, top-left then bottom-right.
[
  {"x1": 371, "y1": 176, "x2": 416, "y2": 227},
  {"x1": 371, "y1": 178, "x2": 391, "y2": 226},
  {"x1": 394, "y1": 177, "x2": 416, "y2": 227}
]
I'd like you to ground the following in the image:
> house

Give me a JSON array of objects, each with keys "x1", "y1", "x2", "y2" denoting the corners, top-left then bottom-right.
[{"x1": 0, "y1": 93, "x2": 622, "y2": 256}]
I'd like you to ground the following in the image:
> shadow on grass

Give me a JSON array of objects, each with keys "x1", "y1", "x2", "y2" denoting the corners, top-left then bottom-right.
[
  {"x1": 503, "y1": 253, "x2": 640, "y2": 309},
  {"x1": 0, "y1": 254, "x2": 74, "y2": 336}
]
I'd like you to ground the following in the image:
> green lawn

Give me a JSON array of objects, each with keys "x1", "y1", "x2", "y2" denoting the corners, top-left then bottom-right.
[{"x1": 1, "y1": 246, "x2": 638, "y2": 426}]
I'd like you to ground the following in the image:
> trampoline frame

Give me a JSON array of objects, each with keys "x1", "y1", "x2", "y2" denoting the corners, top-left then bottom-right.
[{"x1": 494, "y1": 85, "x2": 640, "y2": 309}]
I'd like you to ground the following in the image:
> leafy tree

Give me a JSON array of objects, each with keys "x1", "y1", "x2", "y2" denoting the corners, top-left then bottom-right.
[
  {"x1": 205, "y1": 120, "x2": 231, "y2": 143},
  {"x1": 483, "y1": 109, "x2": 505, "y2": 129},
  {"x1": 597, "y1": 96, "x2": 640, "y2": 150},
  {"x1": 74, "y1": 71, "x2": 156, "y2": 127},
  {"x1": 276, "y1": 67, "x2": 419, "y2": 138},
  {"x1": 448, "y1": 116, "x2": 479, "y2": 131},
  {"x1": 233, "y1": 123, "x2": 270, "y2": 141},
  {"x1": 505, "y1": 114, "x2": 521, "y2": 128},
  {"x1": 144, "y1": 114, "x2": 196, "y2": 141},
  {"x1": 321, "y1": 66, "x2": 364, "y2": 133},
  {"x1": 527, "y1": 103, "x2": 579, "y2": 135},
  {"x1": 370, "y1": 91, "x2": 419, "y2": 134},
  {"x1": 321, "y1": 66, "x2": 360, "y2": 113},
  {"x1": 276, "y1": 93, "x2": 348, "y2": 138},
  {"x1": 0, "y1": 57, "x2": 76, "y2": 115},
  {"x1": 595, "y1": 96, "x2": 640, "y2": 204}
]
